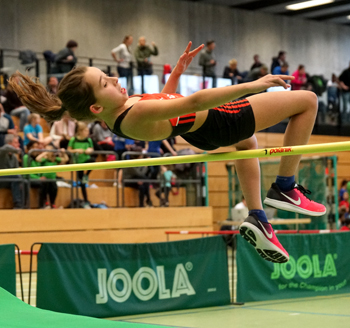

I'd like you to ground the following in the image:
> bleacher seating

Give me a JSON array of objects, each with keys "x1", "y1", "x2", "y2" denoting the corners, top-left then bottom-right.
[{"x1": 1, "y1": 132, "x2": 349, "y2": 237}]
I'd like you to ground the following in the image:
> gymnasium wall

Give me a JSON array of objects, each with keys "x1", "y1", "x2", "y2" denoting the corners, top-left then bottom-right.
[{"x1": 0, "y1": 0, "x2": 350, "y2": 78}]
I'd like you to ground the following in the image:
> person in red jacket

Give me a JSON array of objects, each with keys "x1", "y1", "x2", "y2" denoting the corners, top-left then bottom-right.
[{"x1": 291, "y1": 65, "x2": 307, "y2": 90}]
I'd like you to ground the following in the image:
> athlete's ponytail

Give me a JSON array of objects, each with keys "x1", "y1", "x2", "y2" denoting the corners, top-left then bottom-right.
[
  {"x1": 9, "y1": 66, "x2": 96, "y2": 122},
  {"x1": 9, "y1": 72, "x2": 66, "y2": 122}
]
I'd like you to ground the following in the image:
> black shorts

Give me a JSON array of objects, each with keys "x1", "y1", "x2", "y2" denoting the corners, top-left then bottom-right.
[{"x1": 181, "y1": 99, "x2": 255, "y2": 151}]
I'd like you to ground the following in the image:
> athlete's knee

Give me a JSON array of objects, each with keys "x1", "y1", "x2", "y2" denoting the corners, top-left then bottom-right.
[
  {"x1": 235, "y1": 134, "x2": 258, "y2": 151},
  {"x1": 302, "y1": 91, "x2": 318, "y2": 116}
]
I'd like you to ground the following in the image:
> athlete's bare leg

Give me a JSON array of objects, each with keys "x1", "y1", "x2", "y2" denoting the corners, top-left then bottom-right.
[
  {"x1": 234, "y1": 135, "x2": 262, "y2": 211},
  {"x1": 247, "y1": 90, "x2": 317, "y2": 177},
  {"x1": 234, "y1": 90, "x2": 317, "y2": 211}
]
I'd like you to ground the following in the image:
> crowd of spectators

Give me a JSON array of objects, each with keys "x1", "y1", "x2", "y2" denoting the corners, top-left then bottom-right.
[
  {"x1": 107, "y1": 34, "x2": 347, "y2": 122},
  {"x1": 0, "y1": 108, "x2": 181, "y2": 209},
  {"x1": 0, "y1": 67, "x2": 181, "y2": 209},
  {"x1": 9, "y1": 36, "x2": 348, "y2": 124}
]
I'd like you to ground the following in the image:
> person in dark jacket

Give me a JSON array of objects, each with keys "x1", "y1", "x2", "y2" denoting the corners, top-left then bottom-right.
[
  {"x1": 0, "y1": 103, "x2": 16, "y2": 147},
  {"x1": 54, "y1": 40, "x2": 78, "y2": 74},
  {"x1": 270, "y1": 51, "x2": 287, "y2": 75},
  {"x1": 134, "y1": 37, "x2": 158, "y2": 76},
  {"x1": 199, "y1": 40, "x2": 217, "y2": 87},
  {"x1": 0, "y1": 135, "x2": 24, "y2": 209},
  {"x1": 223, "y1": 59, "x2": 243, "y2": 84}
]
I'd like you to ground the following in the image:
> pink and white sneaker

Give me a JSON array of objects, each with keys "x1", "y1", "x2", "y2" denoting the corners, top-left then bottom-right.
[
  {"x1": 239, "y1": 214, "x2": 289, "y2": 263},
  {"x1": 263, "y1": 183, "x2": 326, "y2": 216}
]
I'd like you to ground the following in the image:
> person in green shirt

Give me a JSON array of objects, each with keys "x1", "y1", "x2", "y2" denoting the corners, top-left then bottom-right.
[
  {"x1": 23, "y1": 141, "x2": 47, "y2": 208},
  {"x1": 67, "y1": 122, "x2": 95, "y2": 208},
  {"x1": 35, "y1": 144, "x2": 69, "y2": 208}
]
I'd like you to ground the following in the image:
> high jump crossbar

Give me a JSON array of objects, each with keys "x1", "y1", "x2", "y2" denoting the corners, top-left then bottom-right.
[{"x1": 0, "y1": 141, "x2": 349, "y2": 177}]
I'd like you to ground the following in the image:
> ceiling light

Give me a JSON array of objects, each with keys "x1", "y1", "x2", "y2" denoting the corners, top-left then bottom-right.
[
  {"x1": 347, "y1": 15, "x2": 350, "y2": 20},
  {"x1": 286, "y1": 0, "x2": 334, "y2": 11}
]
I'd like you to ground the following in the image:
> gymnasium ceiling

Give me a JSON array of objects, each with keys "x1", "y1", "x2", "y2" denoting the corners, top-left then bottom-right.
[{"x1": 177, "y1": 0, "x2": 350, "y2": 26}]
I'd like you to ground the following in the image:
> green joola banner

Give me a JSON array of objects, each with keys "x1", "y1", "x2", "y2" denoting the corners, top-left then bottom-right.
[
  {"x1": 236, "y1": 232, "x2": 350, "y2": 302},
  {"x1": 0, "y1": 244, "x2": 16, "y2": 296},
  {"x1": 36, "y1": 237, "x2": 230, "y2": 317}
]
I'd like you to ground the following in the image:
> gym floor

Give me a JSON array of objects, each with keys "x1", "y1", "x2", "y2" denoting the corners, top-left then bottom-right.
[{"x1": 111, "y1": 294, "x2": 350, "y2": 328}]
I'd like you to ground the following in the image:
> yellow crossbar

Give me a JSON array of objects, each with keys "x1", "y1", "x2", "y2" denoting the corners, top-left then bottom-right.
[{"x1": 0, "y1": 141, "x2": 349, "y2": 176}]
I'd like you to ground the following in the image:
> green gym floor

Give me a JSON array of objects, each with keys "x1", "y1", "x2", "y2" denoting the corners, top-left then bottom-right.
[
  {"x1": 15, "y1": 273, "x2": 350, "y2": 327},
  {"x1": 110, "y1": 294, "x2": 350, "y2": 328}
]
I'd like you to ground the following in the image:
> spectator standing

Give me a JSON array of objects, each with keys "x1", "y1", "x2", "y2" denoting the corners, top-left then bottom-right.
[
  {"x1": 67, "y1": 122, "x2": 95, "y2": 209},
  {"x1": 327, "y1": 73, "x2": 340, "y2": 115},
  {"x1": 2, "y1": 80, "x2": 30, "y2": 131},
  {"x1": 23, "y1": 140, "x2": 47, "y2": 208},
  {"x1": 338, "y1": 62, "x2": 350, "y2": 123},
  {"x1": 155, "y1": 165, "x2": 176, "y2": 207},
  {"x1": 35, "y1": 144, "x2": 69, "y2": 208},
  {"x1": 50, "y1": 112, "x2": 76, "y2": 149},
  {"x1": 291, "y1": 65, "x2": 307, "y2": 90},
  {"x1": 250, "y1": 54, "x2": 262, "y2": 71},
  {"x1": 134, "y1": 36, "x2": 158, "y2": 76},
  {"x1": 271, "y1": 50, "x2": 287, "y2": 74},
  {"x1": 0, "y1": 135, "x2": 24, "y2": 209},
  {"x1": 0, "y1": 103, "x2": 16, "y2": 147},
  {"x1": 199, "y1": 40, "x2": 217, "y2": 87},
  {"x1": 23, "y1": 113, "x2": 52, "y2": 147},
  {"x1": 54, "y1": 40, "x2": 78, "y2": 74},
  {"x1": 223, "y1": 59, "x2": 243, "y2": 84},
  {"x1": 111, "y1": 35, "x2": 134, "y2": 92}
]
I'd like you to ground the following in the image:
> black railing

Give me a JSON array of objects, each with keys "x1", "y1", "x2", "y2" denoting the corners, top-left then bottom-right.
[{"x1": 0, "y1": 47, "x2": 203, "y2": 91}]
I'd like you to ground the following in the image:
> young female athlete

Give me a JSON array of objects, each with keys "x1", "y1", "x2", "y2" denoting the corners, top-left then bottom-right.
[{"x1": 9, "y1": 42, "x2": 326, "y2": 264}]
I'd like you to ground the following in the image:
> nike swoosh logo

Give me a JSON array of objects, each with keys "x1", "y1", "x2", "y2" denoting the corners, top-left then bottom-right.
[
  {"x1": 258, "y1": 221, "x2": 273, "y2": 239},
  {"x1": 280, "y1": 192, "x2": 301, "y2": 205}
]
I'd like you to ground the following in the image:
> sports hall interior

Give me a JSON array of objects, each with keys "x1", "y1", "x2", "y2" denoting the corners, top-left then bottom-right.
[{"x1": 0, "y1": 1, "x2": 350, "y2": 327}]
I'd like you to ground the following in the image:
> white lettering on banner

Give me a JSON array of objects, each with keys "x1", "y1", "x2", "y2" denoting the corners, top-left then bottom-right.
[
  {"x1": 172, "y1": 264, "x2": 196, "y2": 298},
  {"x1": 107, "y1": 268, "x2": 132, "y2": 303},
  {"x1": 133, "y1": 267, "x2": 158, "y2": 301},
  {"x1": 96, "y1": 268, "x2": 108, "y2": 304},
  {"x1": 157, "y1": 266, "x2": 171, "y2": 299},
  {"x1": 96, "y1": 263, "x2": 196, "y2": 304}
]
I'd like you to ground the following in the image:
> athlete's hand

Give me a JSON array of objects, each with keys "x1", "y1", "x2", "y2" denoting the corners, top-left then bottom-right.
[
  {"x1": 250, "y1": 74, "x2": 294, "y2": 94},
  {"x1": 174, "y1": 42, "x2": 204, "y2": 75}
]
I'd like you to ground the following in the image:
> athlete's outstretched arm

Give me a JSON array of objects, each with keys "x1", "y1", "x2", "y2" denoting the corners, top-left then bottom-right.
[
  {"x1": 134, "y1": 74, "x2": 294, "y2": 122},
  {"x1": 161, "y1": 42, "x2": 204, "y2": 94}
]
